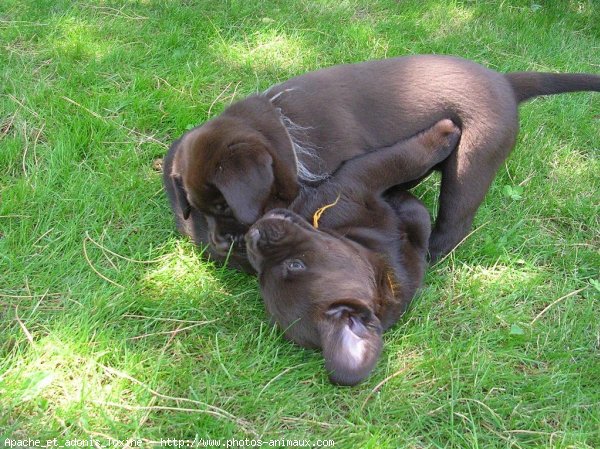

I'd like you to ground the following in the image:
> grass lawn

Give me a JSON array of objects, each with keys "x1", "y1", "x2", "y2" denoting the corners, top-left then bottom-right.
[{"x1": 1, "y1": 0, "x2": 598, "y2": 447}]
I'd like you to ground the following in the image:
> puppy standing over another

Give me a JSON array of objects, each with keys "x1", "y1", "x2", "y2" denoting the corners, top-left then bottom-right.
[
  {"x1": 245, "y1": 119, "x2": 461, "y2": 386},
  {"x1": 164, "y1": 55, "x2": 600, "y2": 270}
]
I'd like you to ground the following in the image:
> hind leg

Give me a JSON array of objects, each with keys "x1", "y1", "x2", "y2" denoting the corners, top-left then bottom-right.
[
  {"x1": 428, "y1": 128, "x2": 517, "y2": 261},
  {"x1": 385, "y1": 189, "x2": 431, "y2": 253}
]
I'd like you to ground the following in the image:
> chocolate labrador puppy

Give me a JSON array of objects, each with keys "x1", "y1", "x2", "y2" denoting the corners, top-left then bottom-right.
[
  {"x1": 164, "y1": 55, "x2": 599, "y2": 268},
  {"x1": 245, "y1": 119, "x2": 461, "y2": 385}
]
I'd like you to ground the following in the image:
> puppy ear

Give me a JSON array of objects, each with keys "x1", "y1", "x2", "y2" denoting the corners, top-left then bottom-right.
[
  {"x1": 171, "y1": 174, "x2": 192, "y2": 220},
  {"x1": 240, "y1": 97, "x2": 300, "y2": 201},
  {"x1": 213, "y1": 142, "x2": 274, "y2": 225},
  {"x1": 169, "y1": 144, "x2": 192, "y2": 220},
  {"x1": 319, "y1": 300, "x2": 383, "y2": 386}
]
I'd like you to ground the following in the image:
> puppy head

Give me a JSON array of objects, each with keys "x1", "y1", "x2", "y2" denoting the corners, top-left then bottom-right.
[
  {"x1": 245, "y1": 209, "x2": 397, "y2": 386},
  {"x1": 170, "y1": 115, "x2": 299, "y2": 257}
]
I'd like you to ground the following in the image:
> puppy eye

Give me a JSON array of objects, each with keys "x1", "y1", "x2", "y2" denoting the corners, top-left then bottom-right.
[{"x1": 285, "y1": 259, "x2": 306, "y2": 271}]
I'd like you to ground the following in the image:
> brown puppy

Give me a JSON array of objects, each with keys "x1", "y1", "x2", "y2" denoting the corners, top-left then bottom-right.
[
  {"x1": 245, "y1": 120, "x2": 461, "y2": 385},
  {"x1": 165, "y1": 55, "x2": 599, "y2": 267}
]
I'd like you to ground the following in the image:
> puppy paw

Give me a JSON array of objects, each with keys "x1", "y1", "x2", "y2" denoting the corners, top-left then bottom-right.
[
  {"x1": 432, "y1": 119, "x2": 461, "y2": 147},
  {"x1": 419, "y1": 119, "x2": 461, "y2": 162},
  {"x1": 433, "y1": 118, "x2": 460, "y2": 136}
]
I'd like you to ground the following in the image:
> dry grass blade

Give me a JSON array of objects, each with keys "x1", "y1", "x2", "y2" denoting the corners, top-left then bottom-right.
[
  {"x1": 82, "y1": 236, "x2": 124, "y2": 288},
  {"x1": 256, "y1": 364, "x2": 307, "y2": 400},
  {"x1": 97, "y1": 364, "x2": 257, "y2": 436},
  {"x1": 123, "y1": 314, "x2": 217, "y2": 324},
  {"x1": 15, "y1": 306, "x2": 34, "y2": 345},
  {"x1": 431, "y1": 221, "x2": 490, "y2": 268},
  {"x1": 83, "y1": 4, "x2": 148, "y2": 20},
  {"x1": 207, "y1": 82, "x2": 233, "y2": 117},
  {"x1": 126, "y1": 321, "x2": 217, "y2": 340},
  {"x1": 530, "y1": 287, "x2": 588, "y2": 325},
  {"x1": 361, "y1": 366, "x2": 409, "y2": 409},
  {"x1": 7, "y1": 94, "x2": 41, "y2": 118},
  {"x1": 0, "y1": 112, "x2": 16, "y2": 139},
  {"x1": 85, "y1": 231, "x2": 169, "y2": 264},
  {"x1": 61, "y1": 96, "x2": 167, "y2": 148},
  {"x1": 0, "y1": 292, "x2": 62, "y2": 298}
]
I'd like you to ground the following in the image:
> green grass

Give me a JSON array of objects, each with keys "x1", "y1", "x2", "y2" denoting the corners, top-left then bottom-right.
[{"x1": 1, "y1": 0, "x2": 599, "y2": 447}]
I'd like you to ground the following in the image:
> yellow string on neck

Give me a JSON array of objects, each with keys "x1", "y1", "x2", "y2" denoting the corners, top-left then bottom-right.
[
  {"x1": 386, "y1": 272, "x2": 397, "y2": 297},
  {"x1": 312, "y1": 194, "x2": 341, "y2": 229}
]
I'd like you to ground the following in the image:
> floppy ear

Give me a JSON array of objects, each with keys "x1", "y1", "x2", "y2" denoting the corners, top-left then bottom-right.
[
  {"x1": 238, "y1": 95, "x2": 300, "y2": 202},
  {"x1": 213, "y1": 142, "x2": 274, "y2": 225},
  {"x1": 167, "y1": 142, "x2": 192, "y2": 220},
  {"x1": 319, "y1": 300, "x2": 383, "y2": 386},
  {"x1": 171, "y1": 174, "x2": 192, "y2": 220}
]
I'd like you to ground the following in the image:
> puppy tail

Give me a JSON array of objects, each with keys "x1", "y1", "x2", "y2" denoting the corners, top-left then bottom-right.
[{"x1": 506, "y1": 72, "x2": 600, "y2": 103}]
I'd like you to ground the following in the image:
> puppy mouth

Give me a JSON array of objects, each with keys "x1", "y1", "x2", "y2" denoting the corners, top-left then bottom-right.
[
  {"x1": 209, "y1": 232, "x2": 247, "y2": 257},
  {"x1": 204, "y1": 214, "x2": 248, "y2": 256}
]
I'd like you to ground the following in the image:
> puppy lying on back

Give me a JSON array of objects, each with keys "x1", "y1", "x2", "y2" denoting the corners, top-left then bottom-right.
[
  {"x1": 165, "y1": 55, "x2": 600, "y2": 269},
  {"x1": 245, "y1": 120, "x2": 461, "y2": 385}
]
